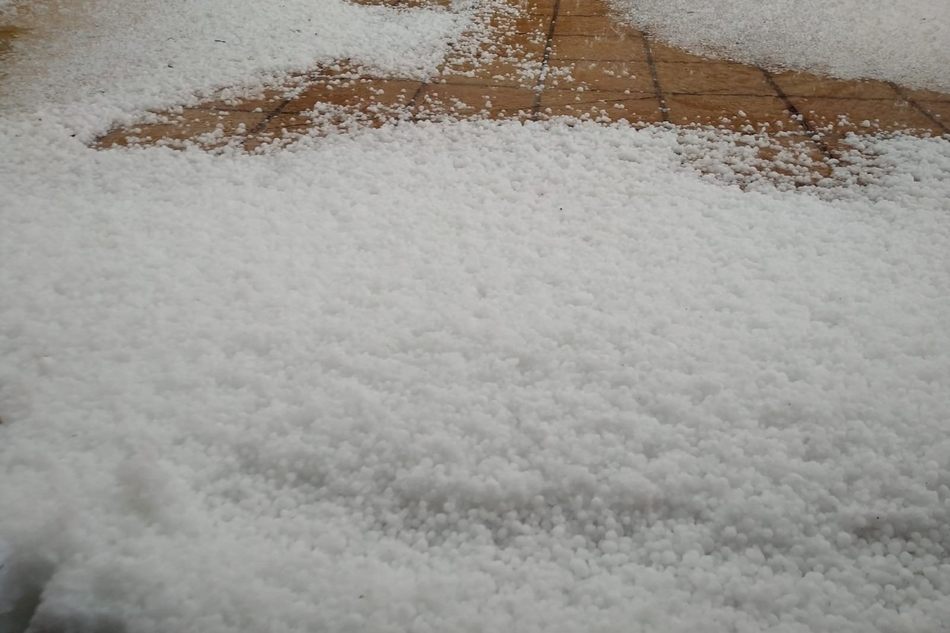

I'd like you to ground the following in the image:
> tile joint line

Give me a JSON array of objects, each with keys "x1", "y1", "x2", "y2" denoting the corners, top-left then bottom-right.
[
  {"x1": 531, "y1": 0, "x2": 562, "y2": 118},
  {"x1": 246, "y1": 97, "x2": 296, "y2": 138},
  {"x1": 759, "y1": 68, "x2": 835, "y2": 159},
  {"x1": 888, "y1": 81, "x2": 949, "y2": 134},
  {"x1": 642, "y1": 37, "x2": 669, "y2": 123}
]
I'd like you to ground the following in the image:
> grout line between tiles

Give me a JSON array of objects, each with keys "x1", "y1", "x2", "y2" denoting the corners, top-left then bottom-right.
[
  {"x1": 641, "y1": 37, "x2": 669, "y2": 122},
  {"x1": 248, "y1": 97, "x2": 296, "y2": 135},
  {"x1": 409, "y1": 81, "x2": 429, "y2": 104},
  {"x1": 887, "y1": 82, "x2": 950, "y2": 134},
  {"x1": 531, "y1": 0, "x2": 562, "y2": 118},
  {"x1": 759, "y1": 67, "x2": 834, "y2": 159}
]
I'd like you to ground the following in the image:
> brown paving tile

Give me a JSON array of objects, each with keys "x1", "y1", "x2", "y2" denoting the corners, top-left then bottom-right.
[
  {"x1": 681, "y1": 132, "x2": 833, "y2": 186},
  {"x1": 260, "y1": 112, "x2": 313, "y2": 131},
  {"x1": 439, "y1": 59, "x2": 541, "y2": 88},
  {"x1": 507, "y1": 0, "x2": 558, "y2": 15},
  {"x1": 243, "y1": 117, "x2": 312, "y2": 153},
  {"x1": 98, "y1": 110, "x2": 268, "y2": 148},
  {"x1": 545, "y1": 60, "x2": 654, "y2": 92},
  {"x1": 282, "y1": 79, "x2": 421, "y2": 113},
  {"x1": 488, "y1": 14, "x2": 550, "y2": 34},
  {"x1": 647, "y1": 41, "x2": 709, "y2": 64},
  {"x1": 900, "y1": 87, "x2": 950, "y2": 102},
  {"x1": 656, "y1": 62, "x2": 775, "y2": 96},
  {"x1": 415, "y1": 84, "x2": 537, "y2": 119},
  {"x1": 196, "y1": 89, "x2": 288, "y2": 114},
  {"x1": 554, "y1": 16, "x2": 639, "y2": 37},
  {"x1": 550, "y1": 34, "x2": 648, "y2": 62},
  {"x1": 789, "y1": 97, "x2": 941, "y2": 134},
  {"x1": 665, "y1": 94, "x2": 802, "y2": 131},
  {"x1": 771, "y1": 71, "x2": 899, "y2": 100},
  {"x1": 490, "y1": 32, "x2": 549, "y2": 60},
  {"x1": 0, "y1": 25, "x2": 24, "y2": 57},
  {"x1": 914, "y1": 101, "x2": 950, "y2": 129},
  {"x1": 761, "y1": 133, "x2": 829, "y2": 162},
  {"x1": 539, "y1": 89, "x2": 664, "y2": 123},
  {"x1": 558, "y1": 0, "x2": 611, "y2": 15}
]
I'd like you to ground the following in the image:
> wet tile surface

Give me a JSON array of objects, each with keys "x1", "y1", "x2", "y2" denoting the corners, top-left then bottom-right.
[
  {"x1": 657, "y1": 62, "x2": 775, "y2": 96},
  {"x1": 790, "y1": 97, "x2": 942, "y2": 134},
  {"x1": 666, "y1": 94, "x2": 802, "y2": 130}
]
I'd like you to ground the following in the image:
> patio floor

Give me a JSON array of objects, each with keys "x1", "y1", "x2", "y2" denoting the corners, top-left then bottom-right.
[{"x1": 80, "y1": 0, "x2": 949, "y2": 164}]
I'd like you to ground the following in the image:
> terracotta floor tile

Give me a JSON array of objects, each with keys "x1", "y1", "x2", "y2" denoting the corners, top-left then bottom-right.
[
  {"x1": 900, "y1": 87, "x2": 950, "y2": 102},
  {"x1": 260, "y1": 112, "x2": 313, "y2": 131},
  {"x1": 679, "y1": 132, "x2": 833, "y2": 185},
  {"x1": 665, "y1": 94, "x2": 801, "y2": 130},
  {"x1": 0, "y1": 25, "x2": 25, "y2": 59},
  {"x1": 439, "y1": 59, "x2": 541, "y2": 88},
  {"x1": 545, "y1": 60, "x2": 655, "y2": 93},
  {"x1": 771, "y1": 71, "x2": 899, "y2": 100},
  {"x1": 488, "y1": 14, "x2": 550, "y2": 34},
  {"x1": 554, "y1": 16, "x2": 639, "y2": 37},
  {"x1": 647, "y1": 41, "x2": 709, "y2": 64},
  {"x1": 657, "y1": 62, "x2": 775, "y2": 96},
  {"x1": 506, "y1": 0, "x2": 557, "y2": 16},
  {"x1": 490, "y1": 32, "x2": 549, "y2": 59},
  {"x1": 98, "y1": 110, "x2": 268, "y2": 148},
  {"x1": 756, "y1": 137, "x2": 832, "y2": 181},
  {"x1": 549, "y1": 34, "x2": 648, "y2": 62},
  {"x1": 915, "y1": 101, "x2": 950, "y2": 130},
  {"x1": 242, "y1": 114, "x2": 313, "y2": 151},
  {"x1": 196, "y1": 89, "x2": 288, "y2": 114},
  {"x1": 558, "y1": 0, "x2": 611, "y2": 15},
  {"x1": 539, "y1": 89, "x2": 664, "y2": 122},
  {"x1": 789, "y1": 97, "x2": 941, "y2": 134},
  {"x1": 416, "y1": 84, "x2": 537, "y2": 119},
  {"x1": 282, "y1": 79, "x2": 421, "y2": 114}
]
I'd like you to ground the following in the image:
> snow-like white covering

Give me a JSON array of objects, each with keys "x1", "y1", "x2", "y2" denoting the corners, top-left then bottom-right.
[
  {"x1": 2, "y1": 119, "x2": 950, "y2": 632},
  {"x1": 611, "y1": 0, "x2": 950, "y2": 92},
  {"x1": 2, "y1": 0, "x2": 950, "y2": 631},
  {"x1": 0, "y1": 0, "x2": 471, "y2": 134}
]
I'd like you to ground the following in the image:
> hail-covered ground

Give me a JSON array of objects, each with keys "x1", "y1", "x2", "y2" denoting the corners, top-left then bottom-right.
[
  {"x1": 610, "y1": 0, "x2": 950, "y2": 92},
  {"x1": 1, "y1": 1, "x2": 949, "y2": 632}
]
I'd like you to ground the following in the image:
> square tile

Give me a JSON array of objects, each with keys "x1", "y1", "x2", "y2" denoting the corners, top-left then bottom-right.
[
  {"x1": 282, "y1": 79, "x2": 421, "y2": 114},
  {"x1": 771, "y1": 71, "x2": 899, "y2": 99},
  {"x1": 656, "y1": 62, "x2": 775, "y2": 96},
  {"x1": 915, "y1": 101, "x2": 950, "y2": 131},
  {"x1": 900, "y1": 87, "x2": 950, "y2": 102},
  {"x1": 98, "y1": 110, "x2": 268, "y2": 148},
  {"x1": 558, "y1": 0, "x2": 611, "y2": 15},
  {"x1": 554, "y1": 16, "x2": 639, "y2": 37},
  {"x1": 415, "y1": 84, "x2": 537, "y2": 119},
  {"x1": 539, "y1": 89, "x2": 664, "y2": 122},
  {"x1": 545, "y1": 61, "x2": 655, "y2": 93},
  {"x1": 647, "y1": 41, "x2": 708, "y2": 64},
  {"x1": 680, "y1": 132, "x2": 833, "y2": 184},
  {"x1": 789, "y1": 97, "x2": 942, "y2": 133},
  {"x1": 550, "y1": 34, "x2": 648, "y2": 62},
  {"x1": 439, "y1": 59, "x2": 542, "y2": 89},
  {"x1": 506, "y1": 0, "x2": 557, "y2": 15},
  {"x1": 488, "y1": 14, "x2": 550, "y2": 35},
  {"x1": 196, "y1": 89, "x2": 288, "y2": 114},
  {"x1": 665, "y1": 94, "x2": 801, "y2": 130},
  {"x1": 489, "y1": 32, "x2": 549, "y2": 60}
]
